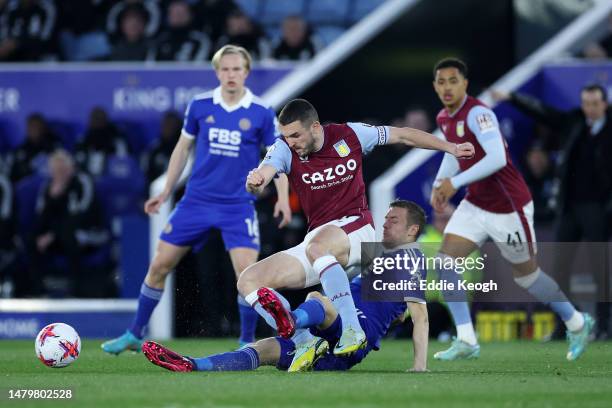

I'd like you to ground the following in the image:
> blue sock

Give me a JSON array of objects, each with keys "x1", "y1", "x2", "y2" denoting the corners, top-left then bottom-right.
[
  {"x1": 193, "y1": 347, "x2": 259, "y2": 371},
  {"x1": 237, "y1": 295, "x2": 258, "y2": 344},
  {"x1": 130, "y1": 283, "x2": 163, "y2": 339},
  {"x1": 293, "y1": 299, "x2": 325, "y2": 329},
  {"x1": 438, "y1": 255, "x2": 472, "y2": 326},
  {"x1": 313, "y1": 255, "x2": 361, "y2": 332},
  {"x1": 515, "y1": 268, "x2": 576, "y2": 321}
]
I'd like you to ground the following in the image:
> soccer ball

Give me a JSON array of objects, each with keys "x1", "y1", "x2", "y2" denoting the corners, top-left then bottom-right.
[{"x1": 35, "y1": 323, "x2": 81, "y2": 368}]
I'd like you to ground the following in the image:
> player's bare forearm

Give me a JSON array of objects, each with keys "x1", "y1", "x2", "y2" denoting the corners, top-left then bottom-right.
[
  {"x1": 388, "y1": 127, "x2": 474, "y2": 159},
  {"x1": 272, "y1": 173, "x2": 292, "y2": 228},
  {"x1": 272, "y1": 173, "x2": 289, "y2": 204},
  {"x1": 162, "y1": 135, "x2": 194, "y2": 197},
  {"x1": 389, "y1": 127, "x2": 454, "y2": 153},
  {"x1": 408, "y1": 302, "x2": 429, "y2": 371}
]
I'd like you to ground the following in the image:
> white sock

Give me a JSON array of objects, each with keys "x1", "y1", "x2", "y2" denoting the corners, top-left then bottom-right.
[
  {"x1": 244, "y1": 288, "x2": 291, "y2": 330},
  {"x1": 564, "y1": 311, "x2": 585, "y2": 332},
  {"x1": 244, "y1": 290, "x2": 259, "y2": 306},
  {"x1": 456, "y1": 323, "x2": 478, "y2": 346},
  {"x1": 313, "y1": 255, "x2": 362, "y2": 333},
  {"x1": 291, "y1": 329, "x2": 314, "y2": 345}
]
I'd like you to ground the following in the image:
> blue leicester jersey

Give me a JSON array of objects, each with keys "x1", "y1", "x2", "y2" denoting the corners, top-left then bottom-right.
[
  {"x1": 351, "y1": 276, "x2": 408, "y2": 352},
  {"x1": 354, "y1": 243, "x2": 427, "y2": 351},
  {"x1": 181, "y1": 86, "x2": 278, "y2": 204}
]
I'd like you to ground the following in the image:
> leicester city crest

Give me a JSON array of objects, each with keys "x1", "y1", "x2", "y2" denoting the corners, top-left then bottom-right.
[
  {"x1": 333, "y1": 140, "x2": 351, "y2": 157},
  {"x1": 239, "y1": 118, "x2": 251, "y2": 131},
  {"x1": 456, "y1": 121, "x2": 465, "y2": 137}
]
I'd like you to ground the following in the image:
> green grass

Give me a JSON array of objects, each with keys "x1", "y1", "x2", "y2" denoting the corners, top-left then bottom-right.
[{"x1": 2, "y1": 339, "x2": 611, "y2": 408}]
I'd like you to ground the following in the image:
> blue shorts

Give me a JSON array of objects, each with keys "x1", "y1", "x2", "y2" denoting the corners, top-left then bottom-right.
[
  {"x1": 160, "y1": 197, "x2": 260, "y2": 251},
  {"x1": 275, "y1": 316, "x2": 371, "y2": 372}
]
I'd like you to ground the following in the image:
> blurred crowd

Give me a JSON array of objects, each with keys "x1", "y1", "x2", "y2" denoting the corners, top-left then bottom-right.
[
  {"x1": 0, "y1": 0, "x2": 323, "y2": 62},
  {"x1": 0, "y1": 107, "x2": 309, "y2": 299},
  {"x1": 581, "y1": 12, "x2": 612, "y2": 61}
]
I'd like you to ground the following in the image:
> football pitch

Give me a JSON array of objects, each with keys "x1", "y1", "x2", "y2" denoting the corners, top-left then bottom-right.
[{"x1": 2, "y1": 339, "x2": 612, "y2": 408}]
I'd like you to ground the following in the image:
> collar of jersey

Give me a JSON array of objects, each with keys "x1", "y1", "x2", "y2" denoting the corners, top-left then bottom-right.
[
  {"x1": 448, "y1": 95, "x2": 468, "y2": 118},
  {"x1": 382, "y1": 241, "x2": 421, "y2": 253},
  {"x1": 212, "y1": 86, "x2": 253, "y2": 112}
]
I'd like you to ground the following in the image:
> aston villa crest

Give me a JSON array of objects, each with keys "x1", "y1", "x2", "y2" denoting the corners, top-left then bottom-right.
[
  {"x1": 456, "y1": 121, "x2": 465, "y2": 137},
  {"x1": 333, "y1": 140, "x2": 351, "y2": 157}
]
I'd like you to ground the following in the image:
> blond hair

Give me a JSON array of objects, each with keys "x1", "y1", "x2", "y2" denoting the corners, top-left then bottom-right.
[
  {"x1": 49, "y1": 148, "x2": 74, "y2": 167},
  {"x1": 211, "y1": 45, "x2": 252, "y2": 71}
]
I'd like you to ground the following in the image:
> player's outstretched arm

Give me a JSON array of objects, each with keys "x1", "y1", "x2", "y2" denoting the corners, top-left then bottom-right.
[
  {"x1": 388, "y1": 127, "x2": 474, "y2": 159},
  {"x1": 246, "y1": 164, "x2": 277, "y2": 195},
  {"x1": 272, "y1": 173, "x2": 292, "y2": 228},
  {"x1": 144, "y1": 135, "x2": 194, "y2": 215},
  {"x1": 406, "y1": 302, "x2": 429, "y2": 372}
]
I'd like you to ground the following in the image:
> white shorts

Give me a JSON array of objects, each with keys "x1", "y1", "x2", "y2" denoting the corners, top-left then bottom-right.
[
  {"x1": 444, "y1": 199, "x2": 537, "y2": 264},
  {"x1": 283, "y1": 215, "x2": 375, "y2": 288}
]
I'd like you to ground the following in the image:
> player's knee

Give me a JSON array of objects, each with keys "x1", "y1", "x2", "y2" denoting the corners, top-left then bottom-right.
[
  {"x1": 511, "y1": 257, "x2": 538, "y2": 278},
  {"x1": 411, "y1": 311, "x2": 429, "y2": 326},
  {"x1": 237, "y1": 265, "x2": 262, "y2": 295},
  {"x1": 236, "y1": 272, "x2": 251, "y2": 296},
  {"x1": 250, "y1": 338, "x2": 279, "y2": 366},
  {"x1": 305, "y1": 241, "x2": 327, "y2": 264}
]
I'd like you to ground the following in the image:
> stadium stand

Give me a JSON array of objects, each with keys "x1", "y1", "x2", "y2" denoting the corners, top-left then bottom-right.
[{"x1": 259, "y1": 0, "x2": 305, "y2": 26}]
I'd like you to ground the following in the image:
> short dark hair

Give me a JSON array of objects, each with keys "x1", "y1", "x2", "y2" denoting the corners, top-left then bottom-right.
[
  {"x1": 278, "y1": 99, "x2": 319, "y2": 127},
  {"x1": 582, "y1": 83, "x2": 607, "y2": 103},
  {"x1": 389, "y1": 199, "x2": 427, "y2": 237},
  {"x1": 433, "y1": 57, "x2": 468, "y2": 79}
]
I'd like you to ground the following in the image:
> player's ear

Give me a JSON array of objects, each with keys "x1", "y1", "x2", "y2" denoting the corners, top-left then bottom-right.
[
  {"x1": 407, "y1": 224, "x2": 419, "y2": 237},
  {"x1": 432, "y1": 79, "x2": 441, "y2": 93}
]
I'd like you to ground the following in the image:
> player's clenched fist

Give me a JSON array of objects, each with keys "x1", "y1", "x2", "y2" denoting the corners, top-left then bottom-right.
[
  {"x1": 246, "y1": 169, "x2": 265, "y2": 194},
  {"x1": 453, "y1": 142, "x2": 475, "y2": 159}
]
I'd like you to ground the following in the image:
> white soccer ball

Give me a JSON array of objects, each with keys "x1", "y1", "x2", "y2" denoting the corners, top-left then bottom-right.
[{"x1": 34, "y1": 323, "x2": 81, "y2": 368}]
